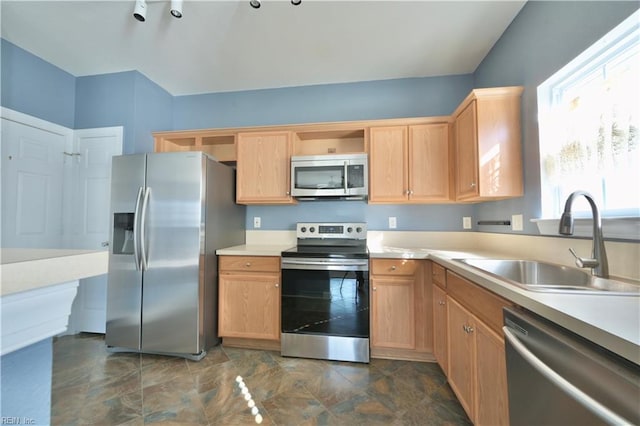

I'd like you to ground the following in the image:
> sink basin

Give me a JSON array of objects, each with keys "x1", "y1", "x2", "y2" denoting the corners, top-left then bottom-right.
[{"x1": 456, "y1": 259, "x2": 640, "y2": 296}]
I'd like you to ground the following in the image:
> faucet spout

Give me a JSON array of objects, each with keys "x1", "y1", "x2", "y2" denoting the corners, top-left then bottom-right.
[{"x1": 558, "y1": 190, "x2": 609, "y2": 278}]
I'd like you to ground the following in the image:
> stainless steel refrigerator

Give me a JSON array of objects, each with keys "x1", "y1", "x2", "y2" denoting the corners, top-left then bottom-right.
[{"x1": 105, "y1": 152, "x2": 245, "y2": 360}]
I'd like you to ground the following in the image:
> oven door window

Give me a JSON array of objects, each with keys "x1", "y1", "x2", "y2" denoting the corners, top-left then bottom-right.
[{"x1": 281, "y1": 269, "x2": 369, "y2": 338}]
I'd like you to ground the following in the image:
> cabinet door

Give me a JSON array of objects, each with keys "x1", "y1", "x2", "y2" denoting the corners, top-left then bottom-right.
[
  {"x1": 432, "y1": 285, "x2": 448, "y2": 374},
  {"x1": 218, "y1": 273, "x2": 280, "y2": 340},
  {"x1": 454, "y1": 101, "x2": 479, "y2": 200},
  {"x1": 370, "y1": 277, "x2": 415, "y2": 349},
  {"x1": 236, "y1": 131, "x2": 293, "y2": 204},
  {"x1": 409, "y1": 124, "x2": 451, "y2": 202},
  {"x1": 369, "y1": 126, "x2": 408, "y2": 203},
  {"x1": 475, "y1": 321, "x2": 509, "y2": 426},
  {"x1": 447, "y1": 296, "x2": 475, "y2": 420}
]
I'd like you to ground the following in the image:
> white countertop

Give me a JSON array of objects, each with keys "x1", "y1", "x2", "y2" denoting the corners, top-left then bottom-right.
[
  {"x1": 216, "y1": 244, "x2": 294, "y2": 256},
  {"x1": 0, "y1": 248, "x2": 109, "y2": 296}
]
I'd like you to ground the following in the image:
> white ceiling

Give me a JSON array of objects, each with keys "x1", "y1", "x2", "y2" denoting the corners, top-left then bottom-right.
[{"x1": 1, "y1": 0, "x2": 527, "y2": 96}]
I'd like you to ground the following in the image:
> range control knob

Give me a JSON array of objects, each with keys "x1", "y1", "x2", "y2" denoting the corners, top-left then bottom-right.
[
  {"x1": 356, "y1": 227, "x2": 363, "y2": 233},
  {"x1": 309, "y1": 227, "x2": 316, "y2": 233},
  {"x1": 347, "y1": 227, "x2": 353, "y2": 233},
  {"x1": 300, "y1": 227, "x2": 307, "y2": 233}
]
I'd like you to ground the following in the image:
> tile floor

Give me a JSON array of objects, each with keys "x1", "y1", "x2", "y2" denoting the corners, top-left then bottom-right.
[{"x1": 51, "y1": 333, "x2": 471, "y2": 425}]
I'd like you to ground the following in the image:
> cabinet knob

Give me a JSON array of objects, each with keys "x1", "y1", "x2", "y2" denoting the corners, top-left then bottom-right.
[
  {"x1": 470, "y1": 182, "x2": 476, "y2": 188},
  {"x1": 390, "y1": 265, "x2": 396, "y2": 271},
  {"x1": 275, "y1": 283, "x2": 279, "y2": 288},
  {"x1": 439, "y1": 300, "x2": 445, "y2": 306},
  {"x1": 245, "y1": 262, "x2": 251, "y2": 267},
  {"x1": 373, "y1": 287, "x2": 377, "y2": 291},
  {"x1": 286, "y1": 191, "x2": 290, "y2": 196}
]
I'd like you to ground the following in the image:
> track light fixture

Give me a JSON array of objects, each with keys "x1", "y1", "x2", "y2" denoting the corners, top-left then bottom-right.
[
  {"x1": 133, "y1": 0, "x2": 146, "y2": 22},
  {"x1": 170, "y1": 0, "x2": 183, "y2": 18},
  {"x1": 249, "y1": 0, "x2": 301, "y2": 9}
]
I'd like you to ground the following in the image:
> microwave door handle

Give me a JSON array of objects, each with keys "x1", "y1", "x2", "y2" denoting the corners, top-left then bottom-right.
[{"x1": 344, "y1": 161, "x2": 348, "y2": 194}]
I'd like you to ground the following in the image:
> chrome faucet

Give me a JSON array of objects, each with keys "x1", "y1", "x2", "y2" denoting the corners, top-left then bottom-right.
[{"x1": 558, "y1": 190, "x2": 609, "y2": 278}]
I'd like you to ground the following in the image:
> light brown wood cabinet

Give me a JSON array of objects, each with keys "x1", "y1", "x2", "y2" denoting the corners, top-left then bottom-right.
[
  {"x1": 153, "y1": 130, "x2": 236, "y2": 162},
  {"x1": 218, "y1": 256, "x2": 280, "y2": 342},
  {"x1": 433, "y1": 283, "x2": 448, "y2": 374},
  {"x1": 370, "y1": 259, "x2": 433, "y2": 361},
  {"x1": 369, "y1": 123, "x2": 452, "y2": 203},
  {"x1": 236, "y1": 131, "x2": 294, "y2": 205},
  {"x1": 453, "y1": 86, "x2": 524, "y2": 201},
  {"x1": 445, "y1": 270, "x2": 511, "y2": 425}
]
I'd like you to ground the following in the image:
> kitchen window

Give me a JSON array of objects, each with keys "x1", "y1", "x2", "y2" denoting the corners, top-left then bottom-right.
[{"x1": 535, "y1": 10, "x2": 640, "y2": 239}]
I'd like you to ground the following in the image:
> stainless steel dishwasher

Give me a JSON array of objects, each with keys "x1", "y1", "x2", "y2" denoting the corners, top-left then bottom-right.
[{"x1": 503, "y1": 307, "x2": 640, "y2": 426}]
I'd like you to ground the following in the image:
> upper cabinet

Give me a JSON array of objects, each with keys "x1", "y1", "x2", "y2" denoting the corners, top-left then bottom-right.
[
  {"x1": 152, "y1": 86, "x2": 523, "y2": 205},
  {"x1": 154, "y1": 130, "x2": 236, "y2": 163},
  {"x1": 236, "y1": 131, "x2": 294, "y2": 205},
  {"x1": 453, "y1": 86, "x2": 524, "y2": 201},
  {"x1": 369, "y1": 121, "x2": 452, "y2": 204}
]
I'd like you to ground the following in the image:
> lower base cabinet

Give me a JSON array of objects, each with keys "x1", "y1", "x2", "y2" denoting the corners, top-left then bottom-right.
[
  {"x1": 445, "y1": 270, "x2": 511, "y2": 426},
  {"x1": 218, "y1": 256, "x2": 280, "y2": 342},
  {"x1": 369, "y1": 259, "x2": 434, "y2": 361}
]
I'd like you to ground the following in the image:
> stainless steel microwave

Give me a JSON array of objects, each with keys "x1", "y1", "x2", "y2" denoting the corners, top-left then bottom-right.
[{"x1": 290, "y1": 153, "x2": 368, "y2": 200}]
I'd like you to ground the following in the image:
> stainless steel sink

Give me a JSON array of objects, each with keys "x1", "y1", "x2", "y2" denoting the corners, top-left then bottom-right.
[{"x1": 456, "y1": 259, "x2": 640, "y2": 296}]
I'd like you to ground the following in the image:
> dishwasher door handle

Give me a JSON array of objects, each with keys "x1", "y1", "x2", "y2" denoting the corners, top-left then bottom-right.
[{"x1": 503, "y1": 326, "x2": 633, "y2": 426}]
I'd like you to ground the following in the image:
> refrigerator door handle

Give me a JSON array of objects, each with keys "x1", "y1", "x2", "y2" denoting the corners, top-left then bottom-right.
[
  {"x1": 140, "y1": 186, "x2": 151, "y2": 271},
  {"x1": 133, "y1": 186, "x2": 144, "y2": 271}
]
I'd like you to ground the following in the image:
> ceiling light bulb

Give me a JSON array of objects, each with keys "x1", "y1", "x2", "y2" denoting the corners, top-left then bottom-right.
[
  {"x1": 133, "y1": 0, "x2": 147, "y2": 22},
  {"x1": 170, "y1": 0, "x2": 183, "y2": 18},
  {"x1": 291, "y1": 0, "x2": 302, "y2": 5},
  {"x1": 249, "y1": 0, "x2": 261, "y2": 9}
]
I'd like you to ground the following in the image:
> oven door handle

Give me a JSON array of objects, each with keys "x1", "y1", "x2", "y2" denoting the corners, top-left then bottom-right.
[{"x1": 282, "y1": 259, "x2": 368, "y2": 267}]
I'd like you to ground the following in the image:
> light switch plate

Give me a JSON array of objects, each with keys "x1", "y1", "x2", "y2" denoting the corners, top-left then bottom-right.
[
  {"x1": 389, "y1": 217, "x2": 397, "y2": 229},
  {"x1": 463, "y1": 217, "x2": 472, "y2": 229},
  {"x1": 253, "y1": 217, "x2": 261, "y2": 228},
  {"x1": 512, "y1": 214, "x2": 523, "y2": 231}
]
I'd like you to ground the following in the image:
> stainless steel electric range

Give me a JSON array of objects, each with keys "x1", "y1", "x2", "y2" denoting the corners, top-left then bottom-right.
[{"x1": 280, "y1": 222, "x2": 370, "y2": 363}]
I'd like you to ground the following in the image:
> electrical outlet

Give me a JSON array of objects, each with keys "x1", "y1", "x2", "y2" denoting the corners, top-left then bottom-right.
[
  {"x1": 253, "y1": 217, "x2": 261, "y2": 229},
  {"x1": 463, "y1": 217, "x2": 472, "y2": 229},
  {"x1": 389, "y1": 217, "x2": 397, "y2": 229},
  {"x1": 512, "y1": 214, "x2": 523, "y2": 231}
]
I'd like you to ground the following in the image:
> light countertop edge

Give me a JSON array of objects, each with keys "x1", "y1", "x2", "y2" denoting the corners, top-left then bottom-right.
[
  {"x1": 1, "y1": 249, "x2": 108, "y2": 297},
  {"x1": 216, "y1": 244, "x2": 294, "y2": 256}
]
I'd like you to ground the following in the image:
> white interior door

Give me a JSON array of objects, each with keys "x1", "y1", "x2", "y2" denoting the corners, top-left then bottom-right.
[
  {"x1": 1, "y1": 111, "x2": 71, "y2": 248},
  {"x1": 66, "y1": 127, "x2": 123, "y2": 334}
]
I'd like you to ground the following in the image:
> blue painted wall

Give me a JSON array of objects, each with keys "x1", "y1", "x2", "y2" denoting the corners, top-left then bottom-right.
[
  {"x1": 0, "y1": 339, "x2": 53, "y2": 425},
  {"x1": 174, "y1": 75, "x2": 473, "y2": 130},
  {"x1": 4, "y1": 1, "x2": 637, "y2": 234},
  {"x1": 1, "y1": 39, "x2": 75, "y2": 128},
  {"x1": 175, "y1": 74, "x2": 475, "y2": 231},
  {"x1": 75, "y1": 71, "x2": 136, "y2": 152},
  {"x1": 133, "y1": 72, "x2": 173, "y2": 153},
  {"x1": 249, "y1": 202, "x2": 475, "y2": 231},
  {"x1": 75, "y1": 71, "x2": 172, "y2": 154},
  {"x1": 473, "y1": 1, "x2": 640, "y2": 234}
]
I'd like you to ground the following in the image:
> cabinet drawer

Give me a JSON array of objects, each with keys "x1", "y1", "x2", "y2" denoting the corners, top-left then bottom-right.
[
  {"x1": 432, "y1": 263, "x2": 446, "y2": 288},
  {"x1": 219, "y1": 256, "x2": 280, "y2": 273},
  {"x1": 446, "y1": 270, "x2": 513, "y2": 335},
  {"x1": 371, "y1": 259, "x2": 419, "y2": 276}
]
